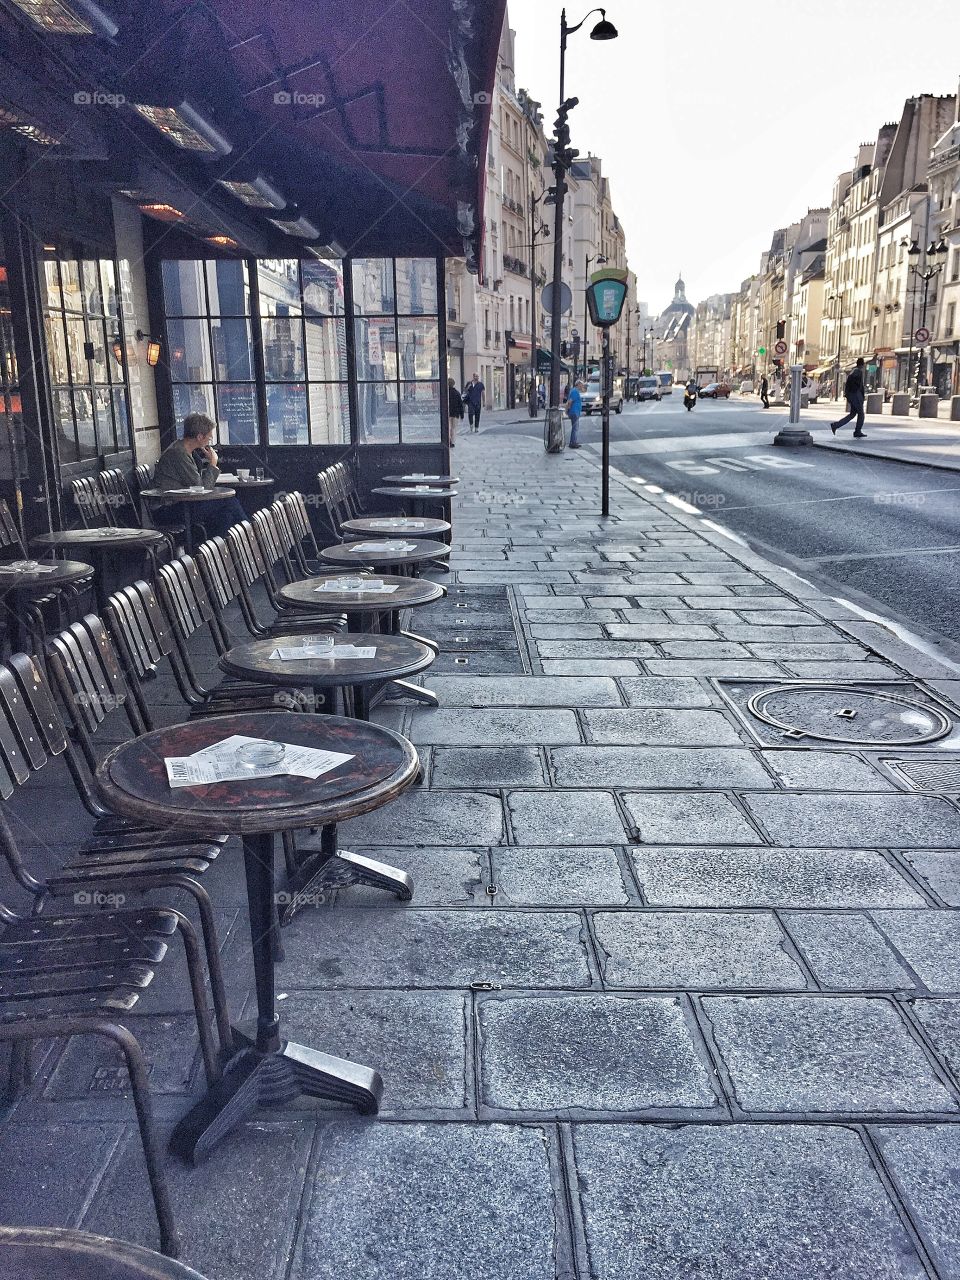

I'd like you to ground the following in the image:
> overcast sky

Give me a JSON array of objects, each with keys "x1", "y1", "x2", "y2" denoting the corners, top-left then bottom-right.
[{"x1": 508, "y1": 0, "x2": 960, "y2": 315}]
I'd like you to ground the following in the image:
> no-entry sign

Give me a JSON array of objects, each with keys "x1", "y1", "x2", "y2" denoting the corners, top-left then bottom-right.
[{"x1": 915, "y1": 327, "x2": 930, "y2": 343}]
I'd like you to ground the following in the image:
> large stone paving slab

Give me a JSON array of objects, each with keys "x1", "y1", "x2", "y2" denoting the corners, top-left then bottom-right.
[
  {"x1": 760, "y1": 749, "x2": 894, "y2": 790},
  {"x1": 783, "y1": 912, "x2": 918, "y2": 991},
  {"x1": 293, "y1": 1122, "x2": 562, "y2": 1280},
  {"x1": 340, "y1": 791, "x2": 506, "y2": 846},
  {"x1": 622, "y1": 793, "x2": 764, "y2": 844},
  {"x1": 703, "y1": 995, "x2": 958, "y2": 1114},
  {"x1": 407, "y1": 707, "x2": 582, "y2": 745},
  {"x1": 618, "y1": 676, "x2": 714, "y2": 706},
  {"x1": 901, "y1": 849, "x2": 960, "y2": 906},
  {"x1": 572, "y1": 1124, "x2": 927, "y2": 1280},
  {"x1": 583, "y1": 708, "x2": 744, "y2": 745},
  {"x1": 493, "y1": 846, "x2": 630, "y2": 906},
  {"x1": 910, "y1": 999, "x2": 960, "y2": 1079},
  {"x1": 872, "y1": 1125, "x2": 960, "y2": 1279},
  {"x1": 477, "y1": 994, "x2": 720, "y2": 1115},
  {"x1": 431, "y1": 746, "x2": 547, "y2": 788},
  {"x1": 262, "y1": 991, "x2": 469, "y2": 1113},
  {"x1": 506, "y1": 790, "x2": 628, "y2": 845},
  {"x1": 0, "y1": 1123, "x2": 121, "y2": 1228},
  {"x1": 631, "y1": 846, "x2": 926, "y2": 907},
  {"x1": 551, "y1": 746, "x2": 773, "y2": 789},
  {"x1": 871, "y1": 910, "x2": 960, "y2": 992},
  {"x1": 745, "y1": 793, "x2": 960, "y2": 847},
  {"x1": 85, "y1": 1121, "x2": 313, "y2": 1280},
  {"x1": 270, "y1": 909, "x2": 594, "y2": 988},
  {"x1": 593, "y1": 911, "x2": 807, "y2": 989},
  {"x1": 339, "y1": 846, "x2": 486, "y2": 907},
  {"x1": 423, "y1": 675, "x2": 621, "y2": 706}
]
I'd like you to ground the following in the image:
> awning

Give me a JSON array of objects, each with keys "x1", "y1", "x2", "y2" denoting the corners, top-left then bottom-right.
[
  {"x1": 0, "y1": 0, "x2": 507, "y2": 266},
  {"x1": 537, "y1": 347, "x2": 570, "y2": 373}
]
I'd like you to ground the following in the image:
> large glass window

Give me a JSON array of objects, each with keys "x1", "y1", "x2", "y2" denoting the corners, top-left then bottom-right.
[
  {"x1": 352, "y1": 258, "x2": 440, "y2": 444},
  {"x1": 41, "y1": 252, "x2": 131, "y2": 462},
  {"x1": 162, "y1": 258, "x2": 256, "y2": 444}
]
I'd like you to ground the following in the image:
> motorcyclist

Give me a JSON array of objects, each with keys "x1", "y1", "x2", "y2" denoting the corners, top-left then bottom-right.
[{"x1": 683, "y1": 379, "x2": 697, "y2": 411}]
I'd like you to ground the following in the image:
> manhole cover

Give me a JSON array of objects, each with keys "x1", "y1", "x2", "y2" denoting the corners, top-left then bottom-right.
[
  {"x1": 748, "y1": 683, "x2": 952, "y2": 746},
  {"x1": 881, "y1": 758, "x2": 960, "y2": 792}
]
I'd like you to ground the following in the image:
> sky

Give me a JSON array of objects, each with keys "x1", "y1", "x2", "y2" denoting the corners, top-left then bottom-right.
[{"x1": 508, "y1": 0, "x2": 960, "y2": 315}]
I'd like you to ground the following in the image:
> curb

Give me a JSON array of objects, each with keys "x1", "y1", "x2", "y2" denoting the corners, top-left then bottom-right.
[{"x1": 810, "y1": 438, "x2": 960, "y2": 474}]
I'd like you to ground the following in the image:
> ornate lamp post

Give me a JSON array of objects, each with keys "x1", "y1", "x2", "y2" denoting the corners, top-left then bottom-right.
[
  {"x1": 828, "y1": 291, "x2": 844, "y2": 399},
  {"x1": 581, "y1": 251, "x2": 607, "y2": 379},
  {"x1": 905, "y1": 238, "x2": 949, "y2": 394},
  {"x1": 528, "y1": 188, "x2": 551, "y2": 417}
]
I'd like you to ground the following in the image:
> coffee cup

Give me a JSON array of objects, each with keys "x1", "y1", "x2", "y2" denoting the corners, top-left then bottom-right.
[{"x1": 237, "y1": 468, "x2": 251, "y2": 482}]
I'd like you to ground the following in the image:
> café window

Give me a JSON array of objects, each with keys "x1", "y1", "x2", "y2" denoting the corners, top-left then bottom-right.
[
  {"x1": 41, "y1": 253, "x2": 132, "y2": 463},
  {"x1": 353, "y1": 258, "x2": 441, "y2": 444},
  {"x1": 161, "y1": 259, "x2": 257, "y2": 444},
  {"x1": 257, "y1": 258, "x2": 348, "y2": 446}
]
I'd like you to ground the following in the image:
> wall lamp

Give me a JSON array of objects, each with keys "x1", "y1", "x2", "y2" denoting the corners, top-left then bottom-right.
[{"x1": 136, "y1": 328, "x2": 161, "y2": 366}]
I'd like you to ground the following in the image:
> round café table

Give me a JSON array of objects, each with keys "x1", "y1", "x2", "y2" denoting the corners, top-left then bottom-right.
[
  {"x1": 340, "y1": 515, "x2": 450, "y2": 539},
  {"x1": 96, "y1": 709, "x2": 419, "y2": 1163},
  {"x1": 215, "y1": 474, "x2": 275, "y2": 514},
  {"x1": 139, "y1": 487, "x2": 237, "y2": 551},
  {"x1": 276, "y1": 573, "x2": 442, "y2": 708},
  {"x1": 0, "y1": 558, "x2": 93, "y2": 650},
  {"x1": 319, "y1": 537, "x2": 450, "y2": 576},
  {"x1": 0, "y1": 1226, "x2": 209, "y2": 1280},
  {"x1": 218, "y1": 631, "x2": 434, "y2": 721},
  {"x1": 30, "y1": 527, "x2": 166, "y2": 611}
]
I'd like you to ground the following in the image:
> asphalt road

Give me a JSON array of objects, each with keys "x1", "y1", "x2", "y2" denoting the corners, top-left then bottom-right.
[{"x1": 486, "y1": 394, "x2": 960, "y2": 651}]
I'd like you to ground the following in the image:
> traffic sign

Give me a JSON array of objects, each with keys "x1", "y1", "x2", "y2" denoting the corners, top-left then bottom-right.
[
  {"x1": 774, "y1": 340, "x2": 788, "y2": 356},
  {"x1": 758, "y1": 346, "x2": 766, "y2": 355},
  {"x1": 915, "y1": 327, "x2": 930, "y2": 344},
  {"x1": 541, "y1": 281, "x2": 572, "y2": 315}
]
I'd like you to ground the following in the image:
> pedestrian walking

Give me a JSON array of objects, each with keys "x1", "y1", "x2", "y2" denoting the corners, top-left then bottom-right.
[
  {"x1": 464, "y1": 373, "x2": 485, "y2": 431},
  {"x1": 566, "y1": 379, "x2": 584, "y2": 449},
  {"x1": 759, "y1": 374, "x2": 770, "y2": 409},
  {"x1": 830, "y1": 357, "x2": 867, "y2": 438},
  {"x1": 448, "y1": 377, "x2": 463, "y2": 447}
]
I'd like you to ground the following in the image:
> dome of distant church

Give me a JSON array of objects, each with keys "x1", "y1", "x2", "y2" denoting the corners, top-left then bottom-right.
[{"x1": 662, "y1": 273, "x2": 694, "y2": 315}]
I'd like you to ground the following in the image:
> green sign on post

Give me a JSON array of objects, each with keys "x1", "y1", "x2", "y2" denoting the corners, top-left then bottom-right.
[{"x1": 583, "y1": 268, "x2": 629, "y2": 520}]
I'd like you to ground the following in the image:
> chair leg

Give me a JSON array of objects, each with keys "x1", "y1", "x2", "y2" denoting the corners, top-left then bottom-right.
[{"x1": 171, "y1": 912, "x2": 220, "y2": 1088}]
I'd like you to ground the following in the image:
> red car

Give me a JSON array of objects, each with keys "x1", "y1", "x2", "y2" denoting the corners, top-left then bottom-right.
[{"x1": 699, "y1": 382, "x2": 731, "y2": 399}]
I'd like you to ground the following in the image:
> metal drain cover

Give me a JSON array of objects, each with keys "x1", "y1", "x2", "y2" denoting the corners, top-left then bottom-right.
[
  {"x1": 880, "y1": 758, "x2": 960, "y2": 792},
  {"x1": 747, "y1": 683, "x2": 952, "y2": 746}
]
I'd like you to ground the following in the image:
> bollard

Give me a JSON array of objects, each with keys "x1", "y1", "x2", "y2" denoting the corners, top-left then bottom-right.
[
  {"x1": 891, "y1": 393, "x2": 910, "y2": 416},
  {"x1": 951, "y1": 395, "x2": 960, "y2": 422},
  {"x1": 865, "y1": 392, "x2": 883, "y2": 415},
  {"x1": 918, "y1": 393, "x2": 939, "y2": 419}
]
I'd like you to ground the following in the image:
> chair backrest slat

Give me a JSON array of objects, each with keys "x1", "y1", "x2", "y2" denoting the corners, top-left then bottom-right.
[
  {"x1": 7, "y1": 654, "x2": 68, "y2": 757},
  {"x1": 0, "y1": 668, "x2": 34, "y2": 785},
  {"x1": 0, "y1": 499, "x2": 25, "y2": 556},
  {"x1": 98, "y1": 468, "x2": 139, "y2": 528}
]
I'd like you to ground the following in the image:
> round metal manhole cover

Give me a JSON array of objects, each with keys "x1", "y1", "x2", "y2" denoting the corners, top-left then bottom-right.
[{"x1": 746, "y1": 683, "x2": 953, "y2": 746}]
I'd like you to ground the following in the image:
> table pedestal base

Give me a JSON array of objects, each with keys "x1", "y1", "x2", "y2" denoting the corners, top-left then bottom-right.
[
  {"x1": 170, "y1": 1030, "x2": 382, "y2": 1164},
  {"x1": 280, "y1": 826, "x2": 412, "y2": 925},
  {"x1": 386, "y1": 678, "x2": 439, "y2": 708}
]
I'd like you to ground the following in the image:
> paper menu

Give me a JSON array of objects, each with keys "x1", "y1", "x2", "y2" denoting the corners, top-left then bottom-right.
[
  {"x1": 164, "y1": 734, "x2": 354, "y2": 788},
  {"x1": 268, "y1": 645, "x2": 377, "y2": 660},
  {"x1": 314, "y1": 580, "x2": 398, "y2": 595},
  {"x1": 349, "y1": 541, "x2": 416, "y2": 553},
  {"x1": 369, "y1": 519, "x2": 426, "y2": 529}
]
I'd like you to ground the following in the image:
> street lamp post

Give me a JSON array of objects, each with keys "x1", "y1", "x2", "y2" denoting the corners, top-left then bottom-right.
[
  {"x1": 829, "y1": 291, "x2": 844, "y2": 399},
  {"x1": 624, "y1": 305, "x2": 633, "y2": 397},
  {"x1": 906, "y1": 238, "x2": 949, "y2": 395},
  {"x1": 642, "y1": 324, "x2": 655, "y2": 376},
  {"x1": 547, "y1": 7, "x2": 617, "y2": 429},
  {"x1": 528, "y1": 188, "x2": 551, "y2": 417},
  {"x1": 581, "y1": 250, "x2": 607, "y2": 379}
]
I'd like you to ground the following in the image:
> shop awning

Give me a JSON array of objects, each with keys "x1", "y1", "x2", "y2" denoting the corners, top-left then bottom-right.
[
  {"x1": 0, "y1": 0, "x2": 507, "y2": 266},
  {"x1": 537, "y1": 347, "x2": 570, "y2": 373}
]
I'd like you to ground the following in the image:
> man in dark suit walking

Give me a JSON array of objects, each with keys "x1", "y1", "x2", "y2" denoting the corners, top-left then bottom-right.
[{"x1": 830, "y1": 357, "x2": 867, "y2": 438}]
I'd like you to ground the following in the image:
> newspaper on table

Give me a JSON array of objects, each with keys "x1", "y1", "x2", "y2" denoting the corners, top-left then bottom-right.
[
  {"x1": 268, "y1": 644, "x2": 377, "y2": 660},
  {"x1": 369, "y1": 519, "x2": 426, "y2": 529},
  {"x1": 314, "y1": 578, "x2": 398, "y2": 594},
  {"x1": 0, "y1": 562, "x2": 58, "y2": 574},
  {"x1": 165, "y1": 734, "x2": 353, "y2": 788},
  {"x1": 348, "y1": 541, "x2": 417, "y2": 553}
]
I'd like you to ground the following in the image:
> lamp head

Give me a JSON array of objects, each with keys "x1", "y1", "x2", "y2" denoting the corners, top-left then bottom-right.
[{"x1": 590, "y1": 9, "x2": 618, "y2": 39}]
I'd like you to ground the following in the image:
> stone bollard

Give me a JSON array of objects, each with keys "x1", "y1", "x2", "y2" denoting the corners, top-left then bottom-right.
[
  {"x1": 865, "y1": 392, "x2": 883, "y2": 415},
  {"x1": 918, "y1": 393, "x2": 939, "y2": 419},
  {"x1": 891, "y1": 393, "x2": 910, "y2": 416},
  {"x1": 951, "y1": 396, "x2": 960, "y2": 422}
]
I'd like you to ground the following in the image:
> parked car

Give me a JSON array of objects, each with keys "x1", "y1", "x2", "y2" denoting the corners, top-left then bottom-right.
[
  {"x1": 581, "y1": 376, "x2": 624, "y2": 414},
  {"x1": 635, "y1": 375, "x2": 661, "y2": 402},
  {"x1": 698, "y1": 382, "x2": 731, "y2": 399}
]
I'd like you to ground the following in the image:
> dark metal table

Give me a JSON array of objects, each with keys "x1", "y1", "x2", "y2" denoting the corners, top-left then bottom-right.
[
  {"x1": 215, "y1": 475, "x2": 275, "y2": 513},
  {"x1": 319, "y1": 537, "x2": 450, "y2": 575},
  {"x1": 96, "y1": 710, "x2": 419, "y2": 1162},
  {"x1": 30, "y1": 527, "x2": 166, "y2": 611},
  {"x1": 340, "y1": 515, "x2": 450, "y2": 538},
  {"x1": 0, "y1": 1226, "x2": 210, "y2": 1279},
  {"x1": 218, "y1": 631, "x2": 434, "y2": 720},
  {"x1": 139, "y1": 487, "x2": 237, "y2": 551},
  {"x1": 0, "y1": 558, "x2": 92, "y2": 650}
]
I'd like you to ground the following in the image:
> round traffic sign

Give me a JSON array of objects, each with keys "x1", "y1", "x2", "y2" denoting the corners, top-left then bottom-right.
[
  {"x1": 915, "y1": 327, "x2": 930, "y2": 344},
  {"x1": 774, "y1": 340, "x2": 788, "y2": 355},
  {"x1": 541, "y1": 281, "x2": 573, "y2": 315}
]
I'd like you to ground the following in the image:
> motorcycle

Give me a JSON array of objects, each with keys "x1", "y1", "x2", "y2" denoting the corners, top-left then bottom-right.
[{"x1": 683, "y1": 386, "x2": 697, "y2": 411}]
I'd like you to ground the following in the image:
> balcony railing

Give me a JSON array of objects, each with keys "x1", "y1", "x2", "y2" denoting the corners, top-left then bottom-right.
[
  {"x1": 447, "y1": 306, "x2": 458, "y2": 321},
  {"x1": 484, "y1": 330, "x2": 492, "y2": 346},
  {"x1": 503, "y1": 254, "x2": 528, "y2": 276}
]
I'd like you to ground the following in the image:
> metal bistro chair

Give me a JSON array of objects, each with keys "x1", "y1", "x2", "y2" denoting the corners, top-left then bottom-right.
[
  {"x1": 225, "y1": 522, "x2": 343, "y2": 635},
  {"x1": 132, "y1": 464, "x2": 187, "y2": 547},
  {"x1": 281, "y1": 491, "x2": 322, "y2": 571},
  {"x1": 0, "y1": 682, "x2": 223, "y2": 1256}
]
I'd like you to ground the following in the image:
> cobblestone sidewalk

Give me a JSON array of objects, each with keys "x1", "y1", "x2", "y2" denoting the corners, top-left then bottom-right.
[{"x1": 2, "y1": 428, "x2": 960, "y2": 1279}]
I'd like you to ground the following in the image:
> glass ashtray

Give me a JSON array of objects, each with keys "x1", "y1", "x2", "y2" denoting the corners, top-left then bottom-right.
[
  {"x1": 339, "y1": 575, "x2": 365, "y2": 590},
  {"x1": 7, "y1": 560, "x2": 40, "y2": 572},
  {"x1": 235, "y1": 742, "x2": 286, "y2": 770}
]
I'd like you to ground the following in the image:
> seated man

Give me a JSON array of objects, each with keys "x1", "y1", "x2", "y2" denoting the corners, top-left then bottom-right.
[{"x1": 152, "y1": 412, "x2": 246, "y2": 538}]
